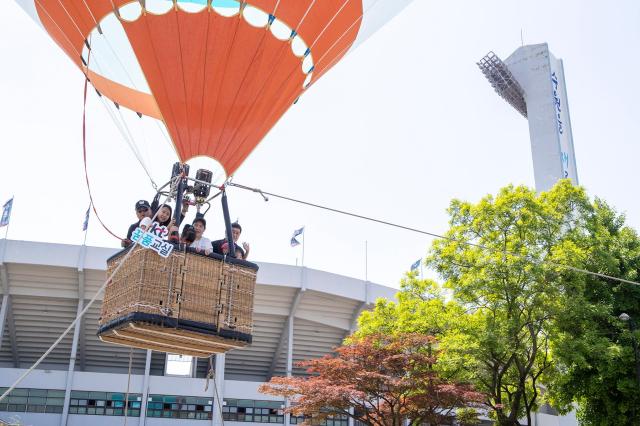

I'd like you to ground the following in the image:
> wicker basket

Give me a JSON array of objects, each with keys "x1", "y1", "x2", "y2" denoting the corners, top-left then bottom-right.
[{"x1": 97, "y1": 245, "x2": 257, "y2": 357}]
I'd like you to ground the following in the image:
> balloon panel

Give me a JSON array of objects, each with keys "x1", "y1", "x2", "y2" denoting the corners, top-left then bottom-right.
[
  {"x1": 83, "y1": 13, "x2": 150, "y2": 95},
  {"x1": 17, "y1": 0, "x2": 416, "y2": 175},
  {"x1": 121, "y1": 10, "x2": 309, "y2": 170}
]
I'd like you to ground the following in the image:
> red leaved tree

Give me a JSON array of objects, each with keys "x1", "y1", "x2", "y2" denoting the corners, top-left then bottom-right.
[{"x1": 259, "y1": 333, "x2": 484, "y2": 426}]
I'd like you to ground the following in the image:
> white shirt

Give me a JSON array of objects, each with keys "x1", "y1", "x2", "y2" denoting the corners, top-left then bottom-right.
[{"x1": 190, "y1": 237, "x2": 212, "y2": 252}]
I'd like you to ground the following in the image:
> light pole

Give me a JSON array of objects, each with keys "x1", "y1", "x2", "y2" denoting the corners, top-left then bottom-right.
[{"x1": 619, "y1": 313, "x2": 640, "y2": 390}]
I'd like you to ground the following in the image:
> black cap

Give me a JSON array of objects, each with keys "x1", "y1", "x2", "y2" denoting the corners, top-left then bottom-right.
[{"x1": 135, "y1": 200, "x2": 151, "y2": 210}]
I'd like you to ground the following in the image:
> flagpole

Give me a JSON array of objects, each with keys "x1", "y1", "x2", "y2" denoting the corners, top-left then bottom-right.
[
  {"x1": 0, "y1": 227, "x2": 6, "y2": 265},
  {"x1": 301, "y1": 229, "x2": 305, "y2": 267},
  {"x1": 82, "y1": 202, "x2": 91, "y2": 247},
  {"x1": 1, "y1": 220, "x2": 8, "y2": 264},
  {"x1": 365, "y1": 240, "x2": 368, "y2": 282},
  {"x1": 3, "y1": 196, "x2": 13, "y2": 241}
]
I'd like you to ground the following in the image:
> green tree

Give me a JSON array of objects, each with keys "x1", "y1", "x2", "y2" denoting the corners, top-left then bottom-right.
[
  {"x1": 357, "y1": 180, "x2": 640, "y2": 425},
  {"x1": 356, "y1": 275, "x2": 463, "y2": 338},
  {"x1": 548, "y1": 199, "x2": 640, "y2": 425},
  {"x1": 424, "y1": 182, "x2": 595, "y2": 425}
]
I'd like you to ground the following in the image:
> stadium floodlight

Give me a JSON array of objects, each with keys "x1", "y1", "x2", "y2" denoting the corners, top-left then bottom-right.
[{"x1": 477, "y1": 51, "x2": 527, "y2": 118}]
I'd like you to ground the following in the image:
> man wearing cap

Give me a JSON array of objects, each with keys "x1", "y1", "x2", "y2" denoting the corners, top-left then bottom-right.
[
  {"x1": 190, "y1": 217, "x2": 212, "y2": 255},
  {"x1": 121, "y1": 200, "x2": 152, "y2": 248}
]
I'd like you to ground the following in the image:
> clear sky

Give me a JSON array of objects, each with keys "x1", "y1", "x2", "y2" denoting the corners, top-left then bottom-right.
[{"x1": 1, "y1": 0, "x2": 639, "y2": 287}]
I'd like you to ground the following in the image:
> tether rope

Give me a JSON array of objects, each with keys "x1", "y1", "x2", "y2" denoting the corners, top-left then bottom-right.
[
  {"x1": 39, "y1": 0, "x2": 165, "y2": 190},
  {"x1": 0, "y1": 189, "x2": 174, "y2": 404},
  {"x1": 212, "y1": 374, "x2": 226, "y2": 426},
  {"x1": 124, "y1": 348, "x2": 134, "y2": 426},
  {"x1": 94, "y1": 93, "x2": 158, "y2": 191},
  {"x1": 227, "y1": 182, "x2": 640, "y2": 288},
  {"x1": 204, "y1": 355, "x2": 226, "y2": 425},
  {"x1": 81, "y1": 46, "x2": 125, "y2": 240},
  {"x1": 115, "y1": 106, "x2": 159, "y2": 190}
]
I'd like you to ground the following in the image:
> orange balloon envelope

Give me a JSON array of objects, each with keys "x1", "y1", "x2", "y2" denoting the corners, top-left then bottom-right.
[{"x1": 16, "y1": 0, "x2": 414, "y2": 176}]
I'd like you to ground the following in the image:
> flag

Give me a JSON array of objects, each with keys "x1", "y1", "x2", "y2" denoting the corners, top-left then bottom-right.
[
  {"x1": 82, "y1": 204, "x2": 91, "y2": 231},
  {"x1": 0, "y1": 198, "x2": 13, "y2": 228},
  {"x1": 410, "y1": 258, "x2": 421, "y2": 271},
  {"x1": 290, "y1": 227, "x2": 304, "y2": 247}
]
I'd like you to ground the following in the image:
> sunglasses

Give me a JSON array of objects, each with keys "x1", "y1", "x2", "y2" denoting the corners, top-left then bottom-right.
[{"x1": 136, "y1": 208, "x2": 149, "y2": 213}]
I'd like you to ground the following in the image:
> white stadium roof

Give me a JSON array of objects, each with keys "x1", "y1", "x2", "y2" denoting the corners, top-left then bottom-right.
[{"x1": 0, "y1": 239, "x2": 396, "y2": 382}]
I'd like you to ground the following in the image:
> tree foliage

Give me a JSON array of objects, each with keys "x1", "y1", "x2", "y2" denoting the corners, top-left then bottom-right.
[
  {"x1": 423, "y1": 182, "x2": 593, "y2": 425},
  {"x1": 259, "y1": 333, "x2": 483, "y2": 426},
  {"x1": 548, "y1": 198, "x2": 640, "y2": 425},
  {"x1": 358, "y1": 180, "x2": 640, "y2": 425}
]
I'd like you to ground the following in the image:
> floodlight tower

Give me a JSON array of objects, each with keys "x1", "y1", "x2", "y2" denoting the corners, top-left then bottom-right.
[{"x1": 478, "y1": 43, "x2": 579, "y2": 192}]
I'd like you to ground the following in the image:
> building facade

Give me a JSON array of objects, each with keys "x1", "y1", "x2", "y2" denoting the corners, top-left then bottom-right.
[{"x1": 0, "y1": 239, "x2": 575, "y2": 426}]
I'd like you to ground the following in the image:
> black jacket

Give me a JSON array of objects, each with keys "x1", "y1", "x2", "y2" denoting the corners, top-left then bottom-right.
[{"x1": 211, "y1": 239, "x2": 245, "y2": 259}]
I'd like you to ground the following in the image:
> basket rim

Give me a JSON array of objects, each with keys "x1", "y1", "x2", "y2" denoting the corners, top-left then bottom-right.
[
  {"x1": 108, "y1": 244, "x2": 259, "y2": 271},
  {"x1": 97, "y1": 312, "x2": 252, "y2": 343}
]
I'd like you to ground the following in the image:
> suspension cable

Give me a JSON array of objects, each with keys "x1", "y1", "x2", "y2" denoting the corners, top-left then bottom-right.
[
  {"x1": 39, "y1": 0, "x2": 166, "y2": 191},
  {"x1": 81, "y1": 41, "x2": 124, "y2": 240},
  {"x1": 115, "y1": 106, "x2": 159, "y2": 190},
  {"x1": 124, "y1": 348, "x2": 134, "y2": 426},
  {"x1": 227, "y1": 182, "x2": 640, "y2": 288},
  {"x1": 0, "y1": 189, "x2": 174, "y2": 404},
  {"x1": 212, "y1": 374, "x2": 226, "y2": 426}
]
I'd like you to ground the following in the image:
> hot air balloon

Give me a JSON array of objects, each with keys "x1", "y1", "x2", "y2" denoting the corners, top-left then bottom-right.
[
  {"x1": 15, "y1": 0, "x2": 415, "y2": 356},
  {"x1": 16, "y1": 0, "x2": 414, "y2": 176}
]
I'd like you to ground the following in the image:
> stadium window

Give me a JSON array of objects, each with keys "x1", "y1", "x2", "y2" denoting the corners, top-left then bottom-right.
[
  {"x1": 165, "y1": 353, "x2": 194, "y2": 377},
  {"x1": 0, "y1": 388, "x2": 65, "y2": 414},
  {"x1": 290, "y1": 412, "x2": 349, "y2": 426},
  {"x1": 68, "y1": 391, "x2": 142, "y2": 416},
  {"x1": 223, "y1": 399, "x2": 284, "y2": 423},
  {"x1": 146, "y1": 394, "x2": 213, "y2": 420}
]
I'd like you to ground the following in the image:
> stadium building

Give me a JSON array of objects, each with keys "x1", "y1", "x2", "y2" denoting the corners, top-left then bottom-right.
[{"x1": 0, "y1": 240, "x2": 575, "y2": 426}]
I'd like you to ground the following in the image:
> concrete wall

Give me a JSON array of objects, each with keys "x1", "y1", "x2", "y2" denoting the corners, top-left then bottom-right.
[{"x1": 0, "y1": 367, "x2": 578, "y2": 426}]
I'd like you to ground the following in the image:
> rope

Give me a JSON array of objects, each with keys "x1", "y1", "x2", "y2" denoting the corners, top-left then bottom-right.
[
  {"x1": 217, "y1": 0, "x2": 364, "y2": 163},
  {"x1": 227, "y1": 182, "x2": 640, "y2": 288},
  {"x1": 204, "y1": 355, "x2": 225, "y2": 425},
  {"x1": 115, "y1": 106, "x2": 159, "y2": 189},
  {"x1": 0, "y1": 191, "x2": 173, "y2": 404},
  {"x1": 212, "y1": 0, "x2": 323, "y2": 162},
  {"x1": 37, "y1": 0, "x2": 166, "y2": 191},
  {"x1": 82, "y1": 52, "x2": 124, "y2": 241},
  {"x1": 204, "y1": 355, "x2": 213, "y2": 392},
  {"x1": 32, "y1": 0, "x2": 81, "y2": 58},
  {"x1": 309, "y1": 0, "x2": 351, "y2": 50},
  {"x1": 212, "y1": 374, "x2": 226, "y2": 426},
  {"x1": 306, "y1": 0, "x2": 403, "y2": 91},
  {"x1": 196, "y1": 5, "x2": 212, "y2": 156},
  {"x1": 154, "y1": 117, "x2": 180, "y2": 160},
  {"x1": 174, "y1": 11, "x2": 195, "y2": 157},
  {"x1": 124, "y1": 348, "x2": 133, "y2": 426},
  {"x1": 94, "y1": 94, "x2": 157, "y2": 191}
]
